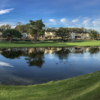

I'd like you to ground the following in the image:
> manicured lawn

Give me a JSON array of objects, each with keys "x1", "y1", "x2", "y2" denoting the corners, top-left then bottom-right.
[
  {"x1": 0, "y1": 40, "x2": 100, "y2": 48},
  {"x1": 0, "y1": 71, "x2": 100, "y2": 100}
]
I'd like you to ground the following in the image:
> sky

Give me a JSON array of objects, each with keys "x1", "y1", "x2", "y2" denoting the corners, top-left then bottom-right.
[{"x1": 0, "y1": 0, "x2": 100, "y2": 32}]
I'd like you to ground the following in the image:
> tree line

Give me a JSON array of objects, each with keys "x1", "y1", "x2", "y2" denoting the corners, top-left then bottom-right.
[{"x1": 0, "y1": 19, "x2": 99, "y2": 42}]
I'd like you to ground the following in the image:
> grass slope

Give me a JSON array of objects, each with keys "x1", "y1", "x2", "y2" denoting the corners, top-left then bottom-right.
[
  {"x1": 0, "y1": 71, "x2": 100, "y2": 100},
  {"x1": 0, "y1": 40, "x2": 100, "y2": 48}
]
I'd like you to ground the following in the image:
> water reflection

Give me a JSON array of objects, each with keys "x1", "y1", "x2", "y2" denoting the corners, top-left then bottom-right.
[
  {"x1": 1, "y1": 49, "x2": 23, "y2": 59},
  {"x1": 55, "y1": 47, "x2": 70, "y2": 60},
  {"x1": 25, "y1": 48, "x2": 44, "y2": 67},
  {"x1": 0, "y1": 47, "x2": 100, "y2": 85},
  {"x1": 1, "y1": 47, "x2": 100, "y2": 67},
  {"x1": 89, "y1": 47, "x2": 99, "y2": 54}
]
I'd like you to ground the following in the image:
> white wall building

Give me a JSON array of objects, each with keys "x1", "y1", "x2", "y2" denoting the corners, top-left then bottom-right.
[
  {"x1": 70, "y1": 32, "x2": 90, "y2": 39},
  {"x1": 21, "y1": 33, "x2": 29, "y2": 39}
]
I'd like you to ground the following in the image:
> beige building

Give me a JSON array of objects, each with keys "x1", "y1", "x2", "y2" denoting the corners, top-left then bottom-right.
[
  {"x1": 28, "y1": 33, "x2": 34, "y2": 39},
  {"x1": 28, "y1": 33, "x2": 44, "y2": 40},
  {"x1": 45, "y1": 32, "x2": 56, "y2": 39},
  {"x1": 27, "y1": 32, "x2": 57, "y2": 40},
  {"x1": 0, "y1": 32, "x2": 2, "y2": 38}
]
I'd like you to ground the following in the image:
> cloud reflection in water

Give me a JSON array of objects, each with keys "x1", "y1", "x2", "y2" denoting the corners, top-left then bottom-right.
[{"x1": 0, "y1": 61, "x2": 13, "y2": 67}]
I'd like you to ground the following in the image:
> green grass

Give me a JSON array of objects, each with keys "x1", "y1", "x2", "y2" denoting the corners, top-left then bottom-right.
[
  {"x1": 0, "y1": 40, "x2": 100, "y2": 48},
  {"x1": 0, "y1": 71, "x2": 100, "y2": 100}
]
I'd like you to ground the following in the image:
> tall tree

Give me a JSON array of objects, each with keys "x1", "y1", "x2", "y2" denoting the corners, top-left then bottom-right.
[
  {"x1": 56, "y1": 27, "x2": 69, "y2": 41},
  {"x1": 89, "y1": 30, "x2": 99, "y2": 40},
  {"x1": 27, "y1": 19, "x2": 45, "y2": 42},
  {"x1": 16, "y1": 22, "x2": 21, "y2": 26},
  {"x1": 6, "y1": 24, "x2": 11, "y2": 30},
  {"x1": 15, "y1": 22, "x2": 23, "y2": 32},
  {"x1": 2, "y1": 29, "x2": 22, "y2": 42},
  {"x1": 46, "y1": 27, "x2": 57, "y2": 32},
  {"x1": 0, "y1": 24, "x2": 11, "y2": 32}
]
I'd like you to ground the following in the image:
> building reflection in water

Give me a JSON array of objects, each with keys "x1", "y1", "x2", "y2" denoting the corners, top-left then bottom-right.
[{"x1": 0, "y1": 46, "x2": 100, "y2": 67}]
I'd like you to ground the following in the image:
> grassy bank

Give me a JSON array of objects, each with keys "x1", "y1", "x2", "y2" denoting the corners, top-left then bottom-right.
[
  {"x1": 0, "y1": 40, "x2": 100, "y2": 48},
  {"x1": 0, "y1": 71, "x2": 100, "y2": 100}
]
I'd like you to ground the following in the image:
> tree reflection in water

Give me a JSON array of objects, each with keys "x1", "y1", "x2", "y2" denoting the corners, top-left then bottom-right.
[
  {"x1": 25, "y1": 48, "x2": 44, "y2": 67},
  {"x1": 1, "y1": 50, "x2": 23, "y2": 59},
  {"x1": 55, "y1": 48, "x2": 70, "y2": 60},
  {"x1": 1, "y1": 47, "x2": 100, "y2": 68},
  {"x1": 89, "y1": 47, "x2": 99, "y2": 54}
]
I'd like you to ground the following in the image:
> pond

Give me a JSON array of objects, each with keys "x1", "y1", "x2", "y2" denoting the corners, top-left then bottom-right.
[{"x1": 0, "y1": 47, "x2": 100, "y2": 85}]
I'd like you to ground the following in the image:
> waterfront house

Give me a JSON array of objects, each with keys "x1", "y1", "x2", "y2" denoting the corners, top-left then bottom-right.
[
  {"x1": 70, "y1": 32, "x2": 90, "y2": 39},
  {"x1": 45, "y1": 32, "x2": 56, "y2": 39},
  {"x1": 21, "y1": 33, "x2": 29, "y2": 39}
]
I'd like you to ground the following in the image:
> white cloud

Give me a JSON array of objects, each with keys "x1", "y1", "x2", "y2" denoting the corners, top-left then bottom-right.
[
  {"x1": 46, "y1": 17, "x2": 100, "y2": 32},
  {"x1": 72, "y1": 19, "x2": 79, "y2": 23},
  {"x1": 49, "y1": 19, "x2": 56, "y2": 23},
  {"x1": 83, "y1": 19, "x2": 90, "y2": 26},
  {"x1": 48, "y1": 19, "x2": 57, "y2": 25},
  {"x1": 93, "y1": 21, "x2": 100, "y2": 27},
  {"x1": 0, "y1": 61, "x2": 13, "y2": 67},
  {"x1": 60, "y1": 18, "x2": 68, "y2": 23},
  {"x1": 0, "y1": 8, "x2": 14, "y2": 15}
]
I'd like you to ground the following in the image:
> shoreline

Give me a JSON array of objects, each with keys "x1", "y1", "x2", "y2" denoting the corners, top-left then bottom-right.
[
  {"x1": 0, "y1": 40, "x2": 100, "y2": 48},
  {"x1": 0, "y1": 71, "x2": 100, "y2": 100}
]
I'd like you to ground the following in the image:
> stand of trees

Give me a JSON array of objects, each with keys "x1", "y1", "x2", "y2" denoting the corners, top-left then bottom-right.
[
  {"x1": 27, "y1": 19, "x2": 45, "y2": 42},
  {"x1": 2, "y1": 29, "x2": 22, "y2": 42},
  {"x1": 89, "y1": 30, "x2": 99, "y2": 40},
  {"x1": 0, "y1": 20, "x2": 100, "y2": 42},
  {"x1": 0, "y1": 24, "x2": 11, "y2": 32},
  {"x1": 15, "y1": 19, "x2": 45, "y2": 42},
  {"x1": 14, "y1": 20, "x2": 100, "y2": 41},
  {"x1": 56, "y1": 27, "x2": 70, "y2": 41},
  {"x1": 45, "y1": 27, "x2": 88, "y2": 33}
]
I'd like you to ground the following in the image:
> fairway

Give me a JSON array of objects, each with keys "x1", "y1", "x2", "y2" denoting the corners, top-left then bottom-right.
[{"x1": 0, "y1": 40, "x2": 100, "y2": 48}]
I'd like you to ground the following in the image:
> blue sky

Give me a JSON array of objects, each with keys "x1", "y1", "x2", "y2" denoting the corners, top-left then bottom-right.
[{"x1": 0, "y1": 0, "x2": 100, "y2": 32}]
